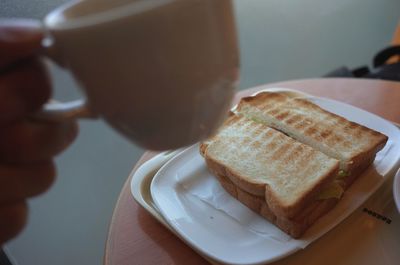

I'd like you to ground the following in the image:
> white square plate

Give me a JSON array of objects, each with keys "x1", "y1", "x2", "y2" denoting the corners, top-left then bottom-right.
[{"x1": 150, "y1": 89, "x2": 400, "y2": 265}]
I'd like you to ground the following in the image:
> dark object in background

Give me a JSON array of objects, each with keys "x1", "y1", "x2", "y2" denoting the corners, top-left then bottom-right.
[
  {"x1": 325, "y1": 45, "x2": 400, "y2": 81},
  {"x1": 0, "y1": 249, "x2": 12, "y2": 265}
]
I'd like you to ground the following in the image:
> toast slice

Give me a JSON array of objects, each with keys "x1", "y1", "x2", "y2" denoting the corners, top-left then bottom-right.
[
  {"x1": 235, "y1": 91, "x2": 388, "y2": 187},
  {"x1": 214, "y1": 172, "x2": 338, "y2": 238},
  {"x1": 200, "y1": 113, "x2": 340, "y2": 219}
]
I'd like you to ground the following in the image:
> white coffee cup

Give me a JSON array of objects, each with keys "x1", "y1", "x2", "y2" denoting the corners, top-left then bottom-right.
[{"x1": 41, "y1": 0, "x2": 239, "y2": 150}]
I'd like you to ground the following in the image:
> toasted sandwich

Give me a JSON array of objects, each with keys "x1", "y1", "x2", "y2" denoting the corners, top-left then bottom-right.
[
  {"x1": 235, "y1": 92, "x2": 388, "y2": 189},
  {"x1": 200, "y1": 92, "x2": 388, "y2": 238}
]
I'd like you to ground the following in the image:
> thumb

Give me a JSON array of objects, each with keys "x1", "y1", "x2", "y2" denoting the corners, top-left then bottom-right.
[{"x1": 0, "y1": 19, "x2": 44, "y2": 71}]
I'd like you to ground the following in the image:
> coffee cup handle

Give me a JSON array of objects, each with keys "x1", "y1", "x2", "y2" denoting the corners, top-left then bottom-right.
[{"x1": 32, "y1": 34, "x2": 98, "y2": 122}]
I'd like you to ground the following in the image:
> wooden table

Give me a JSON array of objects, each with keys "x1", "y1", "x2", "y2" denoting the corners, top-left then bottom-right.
[{"x1": 104, "y1": 78, "x2": 400, "y2": 265}]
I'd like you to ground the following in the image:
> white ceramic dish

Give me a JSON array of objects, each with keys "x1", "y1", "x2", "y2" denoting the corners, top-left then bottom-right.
[
  {"x1": 149, "y1": 90, "x2": 400, "y2": 265},
  {"x1": 132, "y1": 153, "x2": 400, "y2": 265}
]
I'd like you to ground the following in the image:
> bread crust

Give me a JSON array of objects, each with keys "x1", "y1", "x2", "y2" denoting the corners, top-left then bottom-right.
[{"x1": 214, "y1": 172, "x2": 338, "y2": 238}]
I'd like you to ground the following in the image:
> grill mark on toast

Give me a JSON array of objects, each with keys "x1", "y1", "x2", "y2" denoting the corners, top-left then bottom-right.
[
  {"x1": 268, "y1": 141, "x2": 290, "y2": 161},
  {"x1": 293, "y1": 119, "x2": 308, "y2": 131},
  {"x1": 259, "y1": 130, "x2": 285, "y2": 157},
  {"x1": 275, "y1": 110, "x2": 290, "y2": 120},
  {"x1": 304, "y1": 126, "x2": 318, "y2": 137},
  {"x1": 267, "y1": 108, "x2": 280, "y2": 117},
  {"x1": 281, "y1": 143, "x2": 317, "y2": 178},
  {"x1": 284, "y1": 113, "x2": 303, "y2": 126},
  {"x1": 320, "y1": 129, "x2": 332, "y2": 139},
  {"x1": 237, "y1": 92, "x2": 388, "y2": 174},
  {"x1": 285, "y1": 115, "x2": 298, "y2": 125},
  {"x1": 262, "y1": 130, "x2": 280, "y2": 152},
  {"x1": 250, "y1": 140, "x2": 262, "y2": 149}
]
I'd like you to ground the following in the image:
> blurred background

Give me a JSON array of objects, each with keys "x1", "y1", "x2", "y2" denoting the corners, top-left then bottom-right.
[{"x1": 0, "y1": 0, "x2": 399, "y2": 264}]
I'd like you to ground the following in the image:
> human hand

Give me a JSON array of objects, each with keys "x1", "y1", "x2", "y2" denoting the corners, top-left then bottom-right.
[{"x1": 0, "y1": 19, "x2": 78, "y2": 245}]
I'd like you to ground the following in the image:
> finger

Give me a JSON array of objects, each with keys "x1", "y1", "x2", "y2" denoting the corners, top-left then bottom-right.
[
  {"x1": 0, "y1": 162, "x2": 55, "y2": 203},
  {"x1": 0, "y1": 119, "x2": 78, "y2": 163},
  {"x1": 0, "y1": 19, "x2": 43, "y2": 71},
  {"x1": 0, "y1": 201, "x2": 28, "y2": 245},
  {"x1": 0, "y1": 58, "x2": 51, "y2": 123}
]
